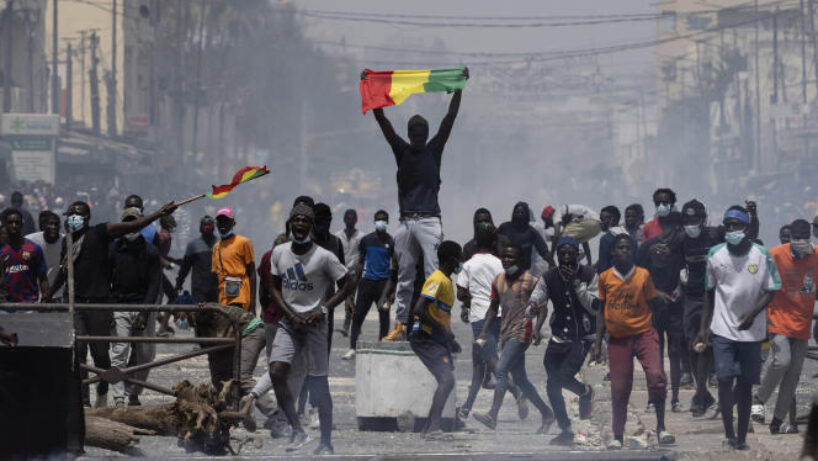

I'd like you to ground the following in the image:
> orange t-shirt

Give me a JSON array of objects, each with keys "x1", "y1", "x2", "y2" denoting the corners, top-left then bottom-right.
[
  {"x1": 599, "y1": 266, "x2": 657, "y2": 339},
  {"x1": 767, "y1": 244, "x2": 818, "y2": 339},
  {"x1": 211, "y1": 234, "x2": 255, "y2": 310}
]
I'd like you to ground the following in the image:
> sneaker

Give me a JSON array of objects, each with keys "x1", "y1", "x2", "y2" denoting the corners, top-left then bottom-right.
[
  {"x1": 706, "y1": 401, "x2": 721, "y2": 420},
  {"x1": 128, "y1": 395, "x2": 141, "y2": 407},
  {"x1": 751, "y1": 403, "x2": 765, "y2": 424},
  {"x1": 779, "y1": 422, "x2": 799, "y2": 434},
  {"x1": 579, "y1": 385, "x2": 593, "y2": 420},
  {"x1": 382, "y1": 323, "x2": 406, "y2": 341},
  {"x1": 517, "y1": 396, "x2": 529, "y2": 420},
  {"x1": 342, "y1": 349, "x2": 356, "y2": 360},
  {"x1": 285, "y1": 430, "x2": 310, "y2": 452},
  {"x1": 658, "y1": 430, "x2": 676, "y2": 445},
  {"x1": 95, "y1": 392, "x2": 108, "y2": 408},
  {"x1": 549, "y1": 431, "x2": 575, "y2": 446},
  {"x1": 606, "y1": 438, "x2": 623, "y2": 450},
  {"x1": 722, "y1": 438, "x2": 737, "y2": 450},
  {"x1": 679, "y1": 371, "x2": 693, "y2": 387},
  {"x1": 313, "y1": 442, "x2": 334, "y2": 455},
  {"x1": 769, "y1": 417, "x2": 783, "y2": 434},
  {"x1": 537, "y1": 410, "x2": 555, "y2": 435},
  {"x1": 457, "y1": 406, "x2": 470, "y2": 421},
  {"x1": 645, "y1": 402, "x2": 655, "y2": 413},
  {"x1": 736, "y1": 441, "x2": 750, "y2": 451},
  {"x1": 604, "y1": 372, "x2": 611, "y2": 382},
  {"x1": 336, "y1": 328, "x2": 349, "y2": 337},
  {"x1": 157, "y1": 327, "x2": 175, "y2": 338},
  {"x1": 671, "y1": 400, "x2": 684, "y2": 413},
  {"x1": 114, "y1": 399, "x2": 126, "y2": 408},
  {"x1": 473, "y1": 412, "x2": 497, "y2": 430}
]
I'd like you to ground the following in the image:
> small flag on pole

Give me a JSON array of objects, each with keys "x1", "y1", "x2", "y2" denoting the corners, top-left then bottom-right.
[{"x1": 207, "y1": 166, "x2": 270, "y2": 199}]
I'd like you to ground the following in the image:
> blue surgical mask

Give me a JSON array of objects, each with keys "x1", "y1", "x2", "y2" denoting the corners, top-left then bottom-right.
[
  {"x1": 167, "y1": 226, "x2": 177, "y2": 234},
  {"x1": 374, "y1": 220, "x2": 388, "y2": 232},
  {"x1": 684, "y1": 225, "x2": 702, "y2": 239},
  {"x1": 67, "y1": 215, "x2": 85, "y2": 232},
  {"x1": 292, "y1": 234, "x2": 311, "y2": 245},
  {"x1": 505, "y1": 265, "x2": 519, "y2": 276},
  {"x1": 217, "y1": 229, "x2": 234, "y2": 239},
  {"x1": 725, "y1": 230, "x2": 746, "y2": 246},
  {"x1": 656, "y1": 204, "x2": 671, "y2": 217}
]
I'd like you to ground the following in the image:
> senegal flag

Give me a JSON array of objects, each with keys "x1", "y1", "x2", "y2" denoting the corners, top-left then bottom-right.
[
  {"x1": 360, "y1": 67, "x2": 467, "y2": 114},
  {"x1": 208, "y1": 166, "x2": 270, "y2": 199}
]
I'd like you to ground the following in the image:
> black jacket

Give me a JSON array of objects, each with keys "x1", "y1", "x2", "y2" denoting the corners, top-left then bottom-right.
[{"x1": 109, "y1": 235, "x2": 160, "y2": 303}]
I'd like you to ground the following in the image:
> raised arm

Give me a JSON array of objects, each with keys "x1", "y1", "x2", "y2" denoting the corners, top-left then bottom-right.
[
  {"x1": 372, "y1": 108, "x2": 403, "y2": 153},
  {"x1": 106, "y1": 202, "x2": 177, "y2": 238},
  {"x1": 435, "y1": 89, "x2": 462, "y2": 147}
]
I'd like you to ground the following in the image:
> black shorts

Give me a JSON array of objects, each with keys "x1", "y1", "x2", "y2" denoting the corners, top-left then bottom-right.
[
  {"x1": 652, "y1": 300, "x2": 683, "y2": 335},
  {"x1": 410, "y1": 334, "x2": 454, "y2": 382},
  {"x1": 712, "y1": 335, "x2": 762, "y2": 385}
]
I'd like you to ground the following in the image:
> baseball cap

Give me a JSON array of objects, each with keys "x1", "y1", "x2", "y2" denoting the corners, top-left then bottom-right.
[
  {"x1": 216, "y1": 207, "x2": 234, "y2": 220},
  {"x1": 121, "y1": 207, "x2": 141, "y2": 221}
]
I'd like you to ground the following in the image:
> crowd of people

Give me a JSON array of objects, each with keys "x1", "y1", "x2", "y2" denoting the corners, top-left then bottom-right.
[{"x1": 1, "y1": 77, "x2": 818, "y2": 457}]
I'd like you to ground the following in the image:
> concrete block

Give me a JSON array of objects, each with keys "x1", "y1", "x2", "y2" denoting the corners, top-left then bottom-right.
[{"x1": 355, "y1": 341, "x2": 456, "y2": 431}]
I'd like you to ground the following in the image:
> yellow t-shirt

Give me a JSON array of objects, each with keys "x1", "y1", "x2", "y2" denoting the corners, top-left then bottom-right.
[
  {"x1": 412, "y1": 269, "x2": 454, "y2": 339},
  {"x1": 211, "y1": 234, "x2": 255, "y2": 310}
]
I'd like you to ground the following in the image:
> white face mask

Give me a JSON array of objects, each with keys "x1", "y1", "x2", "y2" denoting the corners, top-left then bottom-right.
[
  {"x1": 374, "y1": 220, "x2": 388, "y2": 232},
  {"x1": 656, "y1": 204, "x2": 671, "y2": 217},
  {"x1": 684, "y1": 225, "x2": 702, "y2": 239},
  {"x1": 791, "y1": 239, "x2": 814, "y2": 256},
  {"x1": 725, "y1": 230, "x2": 746, "y2": 246}
]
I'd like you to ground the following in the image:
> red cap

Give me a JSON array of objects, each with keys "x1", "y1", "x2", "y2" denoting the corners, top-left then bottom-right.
[{"x1": 541, "y1": 206, "x2": 555, "y2": 220}]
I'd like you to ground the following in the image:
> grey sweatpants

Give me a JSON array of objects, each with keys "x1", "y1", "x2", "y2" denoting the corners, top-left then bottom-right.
[
  {"x1": 111, "y1": 311, "x2": 156, "y2": 402},
  {"x1": 757, "y1": 334, "x2": 808, "y2": 421},
  {"x1": 394, "y1": 217, "x2": 443, "y2": 323}
]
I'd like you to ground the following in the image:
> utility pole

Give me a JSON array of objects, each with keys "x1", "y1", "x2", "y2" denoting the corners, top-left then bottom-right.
[
  {"x1": 107, "y1": 0, "x2": 117, "y2": 136},
  {"x1": 25, "y1": 8, "x2": 34, "y2": 112},
  {"x1": 65, "y1": 42, "x2": 72, "y2": 128},
  {"x1": 79, "y1": 30, "x2": 87, "y2": 122},
  {"x1": 191, "y1": 0, "x2": 206, "y2": 176},
  {"x1": 773, "y1": 8, "x2": 779, "y2": 105},
  {"x1": 90, "y1": 32, "x2": 101, "y2": 134},
  {"x1": 51, "y1": 0, "x2": 59, "y2": 115},
  {"x1": 754, "y1": 0, "x2": 762, "y2": 172},
  {"x1": 3, "y1": 0, "x2": 15, "y2": 113},
  {"x1": 809, "y1": 0, "x2": 818, "y2": 94},
  {"x1": 175, "y1": 0, "x2": 185, "y2": 173},
  {"x1": 803, "y1": 0, "x2": 808, "y2": 103}
]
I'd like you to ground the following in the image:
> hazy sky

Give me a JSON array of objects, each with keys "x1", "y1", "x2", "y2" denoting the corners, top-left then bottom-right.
[{"x1": 291, "y1": 0, "x2": 658, "y2": 74}]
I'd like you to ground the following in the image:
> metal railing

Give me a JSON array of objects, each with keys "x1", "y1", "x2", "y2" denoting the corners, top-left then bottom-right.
[{"x1": 1, "y1": 302, "x2": 242, "y2": 409}]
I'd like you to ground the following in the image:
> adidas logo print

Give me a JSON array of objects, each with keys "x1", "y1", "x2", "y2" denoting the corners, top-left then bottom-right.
[{"x1": 284, "y1": 263, "x2": 313, "y2": 291}]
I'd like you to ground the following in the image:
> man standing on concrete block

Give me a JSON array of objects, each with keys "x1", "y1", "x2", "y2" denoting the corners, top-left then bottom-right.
[
  {"x1": 368, "y1": 69, "x2": 467, "y2": 341},
  {"x1": 267, "y1": 204, "x2": 354, "y2": 455},
  {"x1": 409, "y1": 240, "x2": 463, "y2": 440}
]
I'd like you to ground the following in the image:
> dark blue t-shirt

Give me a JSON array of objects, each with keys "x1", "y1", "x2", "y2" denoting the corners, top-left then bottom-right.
[{"x1": 358, "y1": 232, "x2": 394, "y2": 281}]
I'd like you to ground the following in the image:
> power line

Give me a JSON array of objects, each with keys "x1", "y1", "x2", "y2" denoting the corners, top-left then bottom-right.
[{"x1": 294, "y1": 0, "x2": 798, "y2": 29}]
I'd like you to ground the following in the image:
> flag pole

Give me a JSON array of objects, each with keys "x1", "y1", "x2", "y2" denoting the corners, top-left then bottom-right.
[{"x1": 176, "y1": 194, "x2": 207, "y2": 207}]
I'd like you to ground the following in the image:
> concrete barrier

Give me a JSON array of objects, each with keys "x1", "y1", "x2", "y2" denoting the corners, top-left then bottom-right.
[{"x1": 355, "y1": 341, "x2": 456, "y2": 431}]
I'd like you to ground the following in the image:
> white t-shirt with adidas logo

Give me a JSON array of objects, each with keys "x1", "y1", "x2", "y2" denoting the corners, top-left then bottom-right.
[
  {"x1": 705, "y1": 242, "x2": 781, "y2": 342},
  {"x1": 271, "y1": 242, "x2": 347, "y2": 314}
]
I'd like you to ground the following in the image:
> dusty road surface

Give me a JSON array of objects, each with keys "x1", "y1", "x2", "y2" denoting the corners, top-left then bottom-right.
[{"x1": 80, "y1": 309, "x2": 816, "y2": 460}]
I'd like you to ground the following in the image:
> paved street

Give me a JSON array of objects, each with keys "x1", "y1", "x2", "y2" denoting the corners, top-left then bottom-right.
[{"x1": 81, "y1": 309, "x2": 816, "y2": 460}]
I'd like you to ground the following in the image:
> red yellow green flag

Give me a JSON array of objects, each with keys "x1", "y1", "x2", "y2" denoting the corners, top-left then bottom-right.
[
  {"x1": 207, "y1": 166, "x2": 270, "y2": 199},
  {"x1": 360, "y1": 67, "x2": 467, "y2": 114}
]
